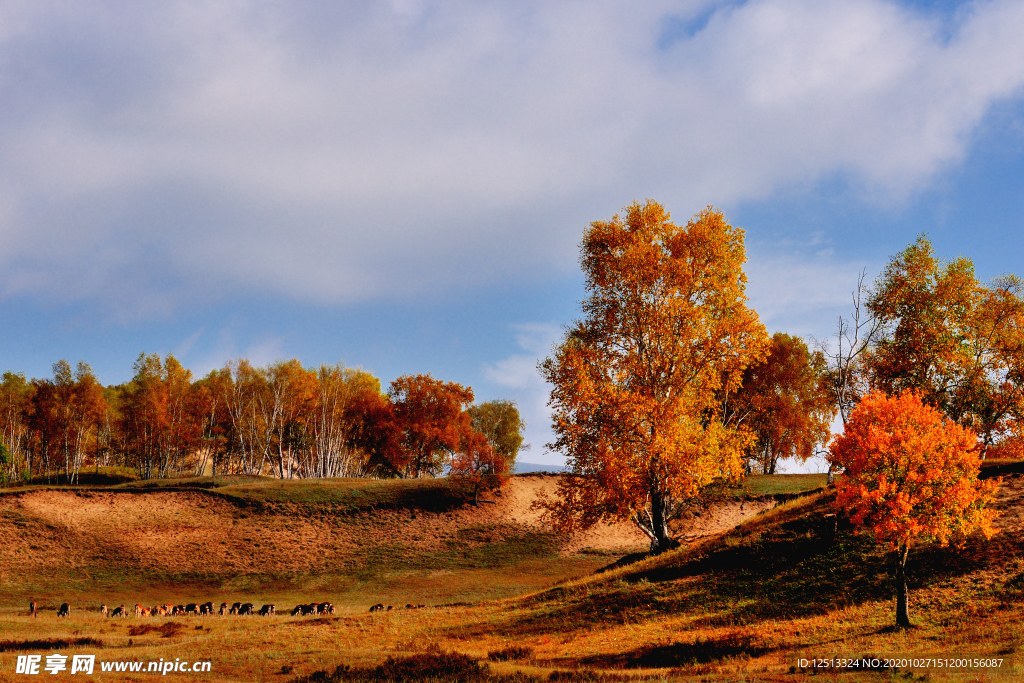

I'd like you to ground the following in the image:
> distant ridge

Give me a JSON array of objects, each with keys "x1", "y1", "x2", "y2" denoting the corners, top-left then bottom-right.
[{"x1": 514, "y1": 462, "x2": 566, "y2": 474}]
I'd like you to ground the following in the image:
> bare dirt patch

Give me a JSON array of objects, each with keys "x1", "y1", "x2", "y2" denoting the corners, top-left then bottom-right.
[
  {"x1": 0, "y1": 476, "x2": 788, "y2": 585},
  {"x1": 989, "y1": 472, "x2": 1024, "y2": 533}
]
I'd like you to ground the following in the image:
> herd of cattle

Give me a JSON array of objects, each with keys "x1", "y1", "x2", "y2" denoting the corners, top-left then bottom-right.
[{"x1": 28, "y1": 600, "x2": 336, "y2": 618}]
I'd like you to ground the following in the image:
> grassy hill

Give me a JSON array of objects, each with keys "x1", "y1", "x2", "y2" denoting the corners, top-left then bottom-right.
[{"x1": 1, "y1": 471, "x2": 1020, "y2": 681}]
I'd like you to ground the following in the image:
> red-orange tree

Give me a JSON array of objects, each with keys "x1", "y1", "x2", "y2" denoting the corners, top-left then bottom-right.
[
  {"x1": 542, "y1": 201, "x2": 768, "y2": 553},
  {"x1": 829, "y1": 390, "x2": 997, "y2": 628},
  {"x1": 388, "y1": 374, "x2": 475, "y2": 478},
  {"x1": 728, "y1": 332, "x2": 834, "y2": 474}
]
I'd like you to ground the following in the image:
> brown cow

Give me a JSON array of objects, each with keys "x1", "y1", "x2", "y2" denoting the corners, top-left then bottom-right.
[
  {"x1": 134, "y1": 604, "x2": 143, "y2": 617},
  {"x1": 57, "y1": 603, "x2": 70, "y2": 618},
  {"x1": 100, "y1": 604, "x2": 108, "y2": 618},
  {"x1": 29, "y1": 601, "x2": 37, "y2": 618}
]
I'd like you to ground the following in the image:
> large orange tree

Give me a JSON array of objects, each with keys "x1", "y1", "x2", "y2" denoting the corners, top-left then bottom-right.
[
  {"x1": 542, "y1": 201, "x2": 768, "y2": 553},
  {"x1": 829, "y1": 390, "x2": 997, "y2": 628}
]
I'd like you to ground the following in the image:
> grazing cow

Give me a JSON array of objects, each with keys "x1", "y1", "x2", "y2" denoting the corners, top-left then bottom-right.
[
  {"x1": 163, "y1": 604, "x2": 173, "y2": 615},
  {"x1": 301, "y1": 603, "x2": 318, "y2": 616},
  {"x1": 258, "y1": 604, "x2": 275, "y2": 616},
  {"x1": 185, "y1": 603, "x2": 199, "y2": 615},
  {"x1": 219, "y1": 603, "x2": 228, "y2": 616},
  {"x1": 151, "y1": 605, "x2": 164, "y2": 616},
  {"x1": 140, "y1": 607, "x2": 151, "y2": 617},
  {"x1": 134, "y1": 604, "x2": 143, "y2": 617},
  {"x1": 199, "y1": 602, "x2": 213, "y2": 616},
  {"x1": 290, "y1": 605, "x2": 303, "y2": 616},
  {"x1": 100, "y1": 604, "x2": 108, "y2": 618},
  {"x1": 369, "y1": 603, "x2": 384, "y2": 613},
  {"x1": 229, "y1": 602, "x2": 241, "y2": 615},
  {"x1": 29, "y1": 601, "x2": 38, "y2": 618},
  {"x1": 172, "y1": 605, "x2": 186, "y2": 616},
  {"x1": 405, "y1": 604, "x2": 414, "y2": 609},
  {"x1": 110, "y1": 605, "x2": 125, "y2": 618},
  {"x1": 57, "y1": 603, "x2": 70, "y2": 618},
  {"x1": 319, "y1": 603, "x2": 335, "y2": 615},
  {"x1": 237, "y1": 603, "x2": 254, "y2": 616}
]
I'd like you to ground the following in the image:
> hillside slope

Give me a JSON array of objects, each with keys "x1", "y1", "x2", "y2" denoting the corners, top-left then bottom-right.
[
  {"x1": 429, "y1": 476, "x2": 1024, "y2": 679},
  {"x1": 0, "y1": 473, "x2": 794, "y2": 611}
]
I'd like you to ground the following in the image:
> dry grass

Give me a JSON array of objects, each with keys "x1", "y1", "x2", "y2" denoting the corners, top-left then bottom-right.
[{"x1": 1, "y1": 473, "x2": 1023, "y2": 681}]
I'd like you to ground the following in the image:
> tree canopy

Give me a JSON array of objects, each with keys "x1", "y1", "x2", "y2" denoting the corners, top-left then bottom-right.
[
  {"x1": 829, "y1": 389, "x2": 997, "y2": 628},
  {"x1": 728, "y1": 332, "x2": 834, "y2": 475},
  {"x1": 541, "y1": 201, "x2": 768, "y2": 553},
  {"x1": 866, "y1": 236, "x2": 1024, "y2": 456}
]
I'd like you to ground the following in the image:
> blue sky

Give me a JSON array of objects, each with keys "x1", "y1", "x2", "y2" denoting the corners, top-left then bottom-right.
[{"x1": 1, "y1": 0, "x2": 1023, "y2": 467}]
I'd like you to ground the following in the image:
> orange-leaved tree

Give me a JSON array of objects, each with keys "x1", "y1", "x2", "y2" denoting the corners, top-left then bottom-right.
[
  {"x1": 867, "y1": 236, "x2": 1024, "y2": 456},
  {"x1": 389, "y1": 374, "x2": 475, "y2": 478},
  {"x1": 828, "y1": 390, "x2": 998, "y2": 628},
  {"x1": 541, "y1": 201, "x2": 769, "y2": 553},
  {"x1": 727, "y1": 332, "x2": 834, "y2": 474}
]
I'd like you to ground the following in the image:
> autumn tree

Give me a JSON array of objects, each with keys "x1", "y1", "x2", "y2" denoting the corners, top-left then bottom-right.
[
  {"x1": 265, "y1": 359, "x2": 318, "y2": 479},
  {"x1": 388, "y1": 374, "x2": 474, "y2": 478},
  {"x1": 467, "y1": 400, "x2": 526, "y2": 474},
  {"x1": 306, "y1": 365, "x2": 383, "y2": 478},
  {"x1": 25, "y1": 361, "x2": 106, "y2": 483},
  {"x1": 828, "y1": 390, "x2": 997, "y2": 628},
  {"x1": 0, "y1": 371, "x2": 31, "y2": 481},
  {"x1": 119, "y1": 353, "x2": 203, "y2": 479},
  {"x1": 192, "y1": 368, "x2": 234, "y2": 476},
  {"x1": 868, "y1": 236, "x2": 1024, "y2": 456},
  {"x1": 727, "y1": 333, "x2": 834, "y2": 474},
  {"x1": 348, "y1": 387, "x2": 403, "y2": 477},
  {"x1": 451, "y1": 400, "x2": 526, "y2": 502},
  {"x1": 542, "y1": 201, "x2": 769, "y2": 553}
]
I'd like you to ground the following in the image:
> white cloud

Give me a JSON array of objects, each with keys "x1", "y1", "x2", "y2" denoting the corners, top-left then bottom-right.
[
  {"x1": 745, "y1": 246, "x2": 883, "y2": 341},
  {"x1": 483, "y1": 322, "x2": 564, "y2": 463},
  {"x1": 0, "y1": 0, "x2": 1022, "y2": 314}
]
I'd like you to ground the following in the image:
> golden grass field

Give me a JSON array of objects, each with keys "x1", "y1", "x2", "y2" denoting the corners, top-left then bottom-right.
[{"x1": 1, "y1": 470, "x2": 1022, "y2": 682}]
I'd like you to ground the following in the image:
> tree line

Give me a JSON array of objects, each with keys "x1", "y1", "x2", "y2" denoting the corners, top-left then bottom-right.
[{"x1": 0, "y1": 355, "x2": 524, "y2": 488}]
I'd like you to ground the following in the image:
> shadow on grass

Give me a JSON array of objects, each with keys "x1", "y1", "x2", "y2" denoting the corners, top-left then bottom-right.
[
  {"x1": 0, "y1": 638, "x2": 104, "y2": 652},
  {"x1": 462, "y1": 493, "x2": 1024, "y2": 638},
  {"x1": 561, "y1": 632, "x2": 770, "y2": 669},
  {"x1": 289, "y1": 650, "x2": 631, "y2": 683}
]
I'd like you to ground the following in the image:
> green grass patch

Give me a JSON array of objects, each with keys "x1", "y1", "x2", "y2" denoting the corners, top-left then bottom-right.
[{"x1": 739, "y1": 473, "x2": 827, "y2": 497}]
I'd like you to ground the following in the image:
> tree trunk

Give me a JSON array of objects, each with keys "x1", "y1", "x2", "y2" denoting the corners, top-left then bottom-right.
[
  {"x1": 648, "y1": 486, "x2": 678, "y2": 554},
  {"x1": 895, "y1": 543, "x2": 912, "y2": 629}
]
